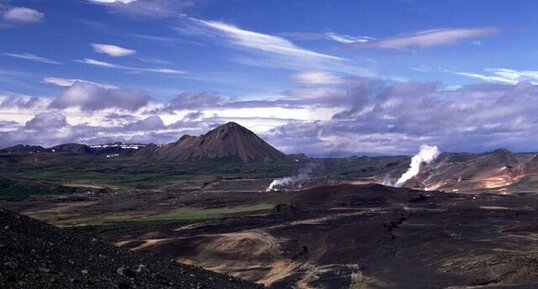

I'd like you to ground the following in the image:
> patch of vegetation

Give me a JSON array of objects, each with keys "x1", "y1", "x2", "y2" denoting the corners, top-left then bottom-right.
[
  {"x1": 0, "y1": 177, "x2": 86, "y2": 200},
  {"x1": 70, "y1": 219, "x2": 192, "y2": 239},
  {"x1": 144, "y1": 203, "x2": 274, "y2": 221},
  {"x1": 68, "y1": 203, "x2": 275, "y2": 238},
  {"x1": 0, "y1": 151, "x2": 412, "y2": 196},
  {"x1": 0, "y1": 154, "x2": 306, "y2": 193}
]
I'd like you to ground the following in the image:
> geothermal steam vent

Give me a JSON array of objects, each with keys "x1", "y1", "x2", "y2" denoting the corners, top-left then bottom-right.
[{"x1": 395, "y1": 145, "x2": 440, "y2": 187}]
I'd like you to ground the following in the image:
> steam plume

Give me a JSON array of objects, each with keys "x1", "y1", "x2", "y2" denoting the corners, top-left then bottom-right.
[
  {"x1": 267, "y1": 163, "x2": 317, "y2": 191},
  {"x1": 381, "y1": 174, "x2": 392, "y2": 186},
  {"x1": 395, "y1": 145, "x2": 440, "y2": 187}
]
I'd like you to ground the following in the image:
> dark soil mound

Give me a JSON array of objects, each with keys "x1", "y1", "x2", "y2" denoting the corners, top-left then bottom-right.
[{"x1": 290, "y1": 183, "x2": 421, "y2": 208}]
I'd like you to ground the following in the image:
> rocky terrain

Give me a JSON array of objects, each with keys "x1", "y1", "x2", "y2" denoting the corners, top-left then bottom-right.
[{"x1": 0, "y1": 208, "x2": 264, "y2": 289}]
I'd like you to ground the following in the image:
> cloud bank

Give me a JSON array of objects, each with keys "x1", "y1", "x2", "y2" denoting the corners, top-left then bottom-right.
[
  {"x1": 3, "y1": 72, "x2": 538, "y2": 156},
  {"x1": 49, "y1": 82, "x2": 150, "y2": 112}
]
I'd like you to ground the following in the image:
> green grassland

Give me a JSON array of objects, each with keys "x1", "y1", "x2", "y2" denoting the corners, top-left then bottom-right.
[
  {"x1": 81, "y1": 203, "x2": 275, "y2": 227},
  {"x1": 0, "y1": 155, "x2": 296, "y2": 196},
  {"x1": 0, "y1": 151, "x2": 410, "y2": 199},
  {"x1": 62, "y1": 202, "x2": 276, "y2": 239}
]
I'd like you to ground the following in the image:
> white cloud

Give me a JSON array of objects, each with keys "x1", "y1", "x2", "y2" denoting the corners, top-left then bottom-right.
[
  {"x1": 78, "y1": 58, "x2": 184, "y2": 74},
  {"x1": 87, "y1": 0, "x2": 193, "y2": 18},
  {"x1": 81, "y1": 58, "x2": 117, "y2": 68},
  {"x1": 91, "y1": 43, "x2": 137, "y2": 57},
  {"x1": 290, "y1": 71, "x2": 344, "y2": 85},
  {"x1": 5, "y1": 79, "x2": 538, "y2": 154},
  {"x1": 42, "y1": 77, "x2": 117, "y2": 89},
  {"x1": 455, "y1": 71, "x2": 518, "y2": 85},
  {"x1": 196, "y1": 19, "x2": 342, "y2": 61},
  {"x1": 180, "y1": 18, "x2": 375, "y2": 76},
  {"x1": 147, "y1": 68, "x2": 184, "y2": 74},
  {"x1": 352, "y1": 27, "x2": 499, "y2": 49},
  {"x1": 3, "y1": 53, "x2": 60, "y2": 65},
  {"x1": 2, "y1": 7, "x2": 44, "y2": 23},
  {"x1": 25, "y1": 112, "x2": 67, "y2": 130},
  {"x1": 0, "y1": 94, "x2": 48, "y2": 110},
  {"x1": 50, "y1": 82, "x2": 150, "y2": 112},
  {"x1": 325, "y1": 32, "x2": 374, "y2": 44},
  {"x1": 455, "y1": 68, "x2": 538, "y2": 85}
]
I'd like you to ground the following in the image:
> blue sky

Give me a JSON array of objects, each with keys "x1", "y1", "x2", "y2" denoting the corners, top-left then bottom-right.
[{"x1": 2, "y1": 0, "x2": 538, "y2": 155}]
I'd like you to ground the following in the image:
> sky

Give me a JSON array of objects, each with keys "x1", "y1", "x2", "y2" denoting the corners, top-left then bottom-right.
[{"x1": 2, "y1": 0, "x2": 538, "y2": 156}]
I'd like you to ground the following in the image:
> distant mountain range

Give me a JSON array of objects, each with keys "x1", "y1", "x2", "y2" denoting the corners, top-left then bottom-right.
[
  {"x1": 0, "y1": 143, "x2": 147, "y2": 158},
  {"x1": 0, "y1": 122, "x2": 290, "y2": 163},
  {"x1": 4, "y1": 122, "x2": 538, "y2": 192}
]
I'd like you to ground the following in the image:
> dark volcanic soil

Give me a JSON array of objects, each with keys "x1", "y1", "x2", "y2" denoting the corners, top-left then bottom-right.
[
  {"x1": 0, "y1": 208, "x2": 265, "y2": 289},
  {"x1": 110, "y1": 185, "x2": 538, "y2": 289},
  {"x1": 3, "y1": 184, "x2": 538, "y2": 289}
]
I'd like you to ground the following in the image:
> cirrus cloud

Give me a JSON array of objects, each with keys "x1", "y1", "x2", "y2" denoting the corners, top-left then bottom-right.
[
  {"x1": 289, "y1": 71, "x2": 344, "y2": 85},
  {"x1": 91, "y1": 43, "x2": 137, "y2": 57},
  {"x1": 78, "y1": 58, "x2": 184, "y2": 74},
  {"x1": 87, "y1": 0, "x2": 194, "y2": 18},
  {"x1": 3, "y1": 53, "x2": 60, "y2": 64},
  {"x1": 350, "y1": 27, "x2": 499, "y2": 50},
  {"x1": 42, "y1": 77, "x2": 117, "y2": 89},
  {"x1": 177, "y1": 18, "x2": 375, "y2": 76},
  {"x1": 455, "y1": 68, "x2": 538, "y2": 85}
]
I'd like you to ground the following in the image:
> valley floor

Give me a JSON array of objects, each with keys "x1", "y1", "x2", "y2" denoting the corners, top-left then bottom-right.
[{"x1": 2, "y1": 182, "x2": 538, "y2": 289}]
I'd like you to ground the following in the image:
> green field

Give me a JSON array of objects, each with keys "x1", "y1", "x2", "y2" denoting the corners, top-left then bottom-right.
[{"x1": 0, "y1": 152, "x2": 409, "y2": 199}]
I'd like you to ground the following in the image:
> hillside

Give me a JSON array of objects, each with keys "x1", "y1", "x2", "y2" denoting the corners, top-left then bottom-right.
[
  {"x1": 0, "y1": 208, "x2": 264, "y2": 289},
  {"x1": 401, "y1": 149, "x2": 538, "y2": 192}
]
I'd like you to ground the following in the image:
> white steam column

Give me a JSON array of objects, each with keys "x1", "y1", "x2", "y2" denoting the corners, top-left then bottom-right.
[
  {"x1": 266, "y1": 163, "x2": 317, "y2": 191},
  {"x1": 395, "y1": 145, "x2": 440, "y2": 187}
]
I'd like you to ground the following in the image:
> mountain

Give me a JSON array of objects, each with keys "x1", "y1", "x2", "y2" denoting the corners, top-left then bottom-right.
[
  {"x1": 52, "y1": 143, "x2": 146, "y2": 156},
  {"x1": 0, "y1": 144, "x2": 48, "y2": 154},
  {"x1": 0, "y1": 208, "x2": 264, "y2": 289},
  {"x1": 50, "y1": 143, "x2": 94, "y2": 155},
  {"x1": 141, "y1": 122, "x2": 289, "y2": 163},
  {"x1": 398, "y1": 148, "x2": 538, "y2": 192},
  {"x1": 1, "y1": 143, "x2": 146, "y2": 157}
]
